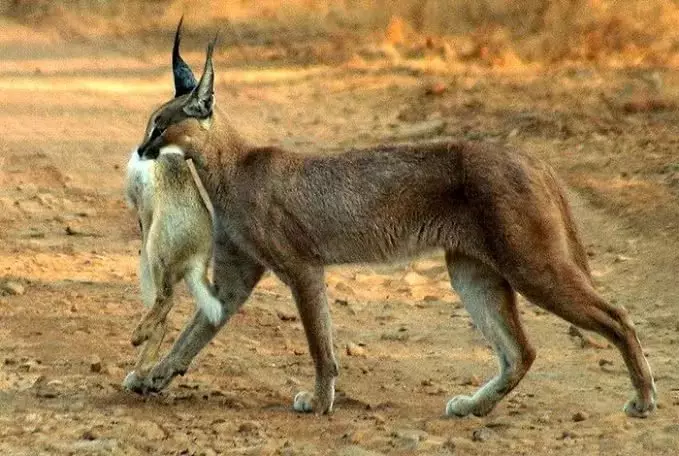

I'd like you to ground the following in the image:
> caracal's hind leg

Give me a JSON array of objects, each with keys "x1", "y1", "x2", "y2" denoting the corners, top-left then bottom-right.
[
  {"x1": 445, "y1": 252, "x2": 536, "y2": 418},
  {"x1": 513, "y1": 262, "x2": 656, "y2": 418}
]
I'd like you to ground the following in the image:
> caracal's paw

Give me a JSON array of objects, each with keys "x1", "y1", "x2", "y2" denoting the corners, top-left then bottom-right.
[
  {"x1": 122, "y1": 370, "x2": 145, "y2": 393},
  {"x1": 624, "y1": 396, "x2": 656, "y2": 418},
  {"x1": 445, "y1": 395, "x2": 494, "y2": 418},
  {"x1": 122, "y1": 362, "x2": 181, "y2": 396},
  {"x1": 293, "y1": 391, "x2": 333, "y2": 414},
  {"x1": 143, "y1": 361, "x2": 181, "y2": 394}
]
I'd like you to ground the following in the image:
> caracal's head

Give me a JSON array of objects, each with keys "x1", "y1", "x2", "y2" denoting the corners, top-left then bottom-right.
[{"x1": 137, "y1": 17, "x2": 216, "y2": 164}]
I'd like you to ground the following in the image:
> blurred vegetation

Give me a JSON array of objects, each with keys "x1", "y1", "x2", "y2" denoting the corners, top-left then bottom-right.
[{"x1": 2, "y1": 0, "x2": 679, "y2": 65}]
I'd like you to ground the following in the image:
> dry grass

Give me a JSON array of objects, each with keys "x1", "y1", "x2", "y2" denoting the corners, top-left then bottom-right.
[{"x1": 2, "y1": 0, "x2": 679, "y2": 66}]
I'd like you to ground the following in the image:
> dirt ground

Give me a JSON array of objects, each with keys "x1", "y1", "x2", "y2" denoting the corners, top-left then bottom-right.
[{"x1": 1, "y1": 18, "x2": 679, "y2": 456}]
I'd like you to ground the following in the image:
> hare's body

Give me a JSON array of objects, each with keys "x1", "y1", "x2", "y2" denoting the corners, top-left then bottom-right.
[
  {"x1": 123, "y1": 21, "x2": 657, "y2": 419},
  {"x1": 124, "y1": 148, "x2": 220, "y2": 376}
]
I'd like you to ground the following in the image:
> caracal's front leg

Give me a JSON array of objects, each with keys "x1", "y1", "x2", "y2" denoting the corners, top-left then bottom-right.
[
  {"x1": 284, "y1": 266, "x2": 339, "y2": 414},
  {"x1": 124, "y1": 236, "x2": 265, "y2": 395}
]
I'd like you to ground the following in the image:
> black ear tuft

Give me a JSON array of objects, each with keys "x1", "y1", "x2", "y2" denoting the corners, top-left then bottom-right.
[
  {"x1": 173, "y1": 16, "x2": 198, "y2": 97},
  {"x1": 183, "y1": 37, "x2": 217, "y2": 118}
]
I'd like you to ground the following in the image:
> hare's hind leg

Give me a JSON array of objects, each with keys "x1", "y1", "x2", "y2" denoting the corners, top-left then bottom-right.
[
  {"x1": 132, "y1": 318, "x2": 167, "y2": 376},
  {"x1": 445, "y1": 252, "x2": 535, "y2": 418},
  {"x1": 131, "y1": 252, "x2": 175, "y2": 347}
]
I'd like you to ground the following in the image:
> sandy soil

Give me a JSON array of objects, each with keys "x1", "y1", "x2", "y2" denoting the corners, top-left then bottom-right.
[{"x1": 1, "y1": 22, "x2": 679, "y2": 456}]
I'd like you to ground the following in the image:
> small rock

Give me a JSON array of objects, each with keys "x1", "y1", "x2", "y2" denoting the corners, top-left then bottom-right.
[
  {"x1": 276, "y1": 309, "x2": 297, "y2": 321},
  {"x1": 89, "y1": 356, "x2": 102, "y2": 373},
  {"x1": 391, "y1": 429, "x2": 427, "y2": 450},
  {"x1": 81, "y1": 430, "x2": 97, "y2": 441},
  {"x1": 424, "y1": 81, "x2": 447, "y2": 96},
  {"x1": 346, "y1": 342, "x2": 366, "y2": 357},
  {"x1": 572, "y1": 411, "x2": 589, "y2": 422},
  {"x1": 380, "y1": 331, "x2": 409, "y2": 342},
  {"x1": 472, "y1": 427, "x2": 494, "y2": 442},
  {"x1": 237, "y1": 420, "x2": 261, "y2": 434},
  {"x1": 460, "y1": 375, "x2": 482, "y2": 387},
  {"x1": 614, "y1": 255, "x2": 631, "y2": 263},
  {"x1": 2, "y1": 281, "x2": 25, "y2": 296},
  {"x1": 598, "y1": 358, "x2": 614, "y2": 371},
  {"x1": 558, "y1": 430, "x2": 577, "y2": 440}
]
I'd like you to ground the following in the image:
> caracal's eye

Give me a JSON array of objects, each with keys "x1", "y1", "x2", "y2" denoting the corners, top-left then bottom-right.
[{"x1": 149, "y1": 126, "x2": 163, "y2": 141}]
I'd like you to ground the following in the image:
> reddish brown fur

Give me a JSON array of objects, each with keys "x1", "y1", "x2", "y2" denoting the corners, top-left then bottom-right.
[{"x1": 125, "y1": 25, "x2": 656, "y2": 418}]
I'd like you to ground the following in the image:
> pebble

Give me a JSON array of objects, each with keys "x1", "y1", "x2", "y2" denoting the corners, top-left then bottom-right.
[
  {"x1": 276, "y1": 309, "x2": 297, "y2": 321},
  {"x1": 2, "y1": 281, "x2": 25, "y2": 296},
  {"x1": 346, "y1": 342, "x2": 366, "y2": 357},
  {"x1": 391, "y1": 429, "x2": 427, "y2": 450},
  {"x1": 380, "y1": 331, "x2": 409, "y2": 342},
  {"x1": 424, "y1": 80, "x2": 447, "y2": 96},
  {"x1": 572, "y1": 411, "x2": 589, "y2": 422},
  {"x1": 472, "y1": 427, "x2": 494, "y2": 442},
  {"x1": 599, "y1": 358, "x2": 614, "y2": 372},
  {"x1": 89, "y1": 356, "x2": 102, "y2": 373},
  {"x1": 559, "y1": 430, "x2": 577, "y2": 440},
  {"x1": 237, "y1": 420, "x2": 261, "y2": 434},
  {"x1": 81, "y1": 429, "x2": 97, "y2": 441},
  {"x1": 460, "y1": 375, "x2": 482, "y2": 387}
]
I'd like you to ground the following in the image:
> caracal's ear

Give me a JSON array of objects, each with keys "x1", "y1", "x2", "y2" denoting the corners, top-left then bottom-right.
[
  {"x1": 173, "y1": 16, "x2": 198, "y2": 97},
  {"x1": 183, "y1": 35, "x2": 217, "y2": 119}
]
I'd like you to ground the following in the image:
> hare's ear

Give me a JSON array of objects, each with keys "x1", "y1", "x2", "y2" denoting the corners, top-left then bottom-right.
[
  {"x1": 173, "y1": 16, "x2": 197, "y2": 97},
  {"x1": 183, "y1": 36, "x2": 217, "y2": 118}
]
